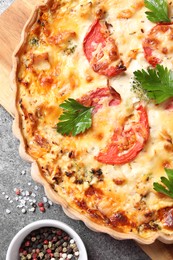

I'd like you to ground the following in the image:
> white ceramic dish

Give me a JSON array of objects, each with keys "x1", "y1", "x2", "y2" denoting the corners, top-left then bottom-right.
[{"x1": 6, "y1": 219, "x2": 88, "y2": 260}]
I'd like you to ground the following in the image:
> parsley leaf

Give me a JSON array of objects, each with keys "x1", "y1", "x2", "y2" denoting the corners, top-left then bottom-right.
[
  {"x1": 64, "y1": 45, "x2": 77, "y2": 55},
  {"x1": 144, "y1": 0, "x2": 170, "y2": 23},
  {"x1": 133, "y1": 65, "x2": 173, "y2": 104},
  {"x1": 57, "y1": 98, "x2": 93, "y2": 136},
  {"x1": 29, "y1": 37, "x2": 39, "y2": 46},
  {"x1": 153, "y1": 168, "x2": 173, "y2": 198}
]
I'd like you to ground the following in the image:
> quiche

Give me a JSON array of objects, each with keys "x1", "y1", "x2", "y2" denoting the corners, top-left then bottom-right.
[{"x1": 12, "y1": 0, "x2": 173, "y2": 243}]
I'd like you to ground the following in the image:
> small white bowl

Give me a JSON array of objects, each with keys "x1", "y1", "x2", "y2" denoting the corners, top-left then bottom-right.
[{"x1": 6, "y1": 219, "x2": 88, "y2": 260}]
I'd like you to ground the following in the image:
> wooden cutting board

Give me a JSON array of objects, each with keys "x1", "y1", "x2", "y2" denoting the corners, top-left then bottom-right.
[{"x1": 0, "y1": 0, "x2": 173, "y2": 259}]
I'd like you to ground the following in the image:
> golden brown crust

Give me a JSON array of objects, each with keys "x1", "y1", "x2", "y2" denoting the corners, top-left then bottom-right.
[{"x1": 11, "y1": 0, "x2": 173, "y2": 244}]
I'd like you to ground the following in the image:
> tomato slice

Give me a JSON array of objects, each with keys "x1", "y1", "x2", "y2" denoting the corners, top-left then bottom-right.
[
  {"x1": 83, "y1": 20, "x2": 126, "y2": 77},
  {"x1": 78, "y1": 87, "x2": 121, "y2": 113},
  {"x1": 164, "y1": 98, "x2": 173, "y2": 111},
  {"x1": 143, "y1": 23, "x2": 173, "y2": 67},
  {"x1": 95, "y1": 105, "x2": 149, "y2": 165}
]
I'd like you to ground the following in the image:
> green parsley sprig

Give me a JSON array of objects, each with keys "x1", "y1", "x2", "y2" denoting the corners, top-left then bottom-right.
[
  {"x1": 133, "y1": 65, "x2": 173, "y2": 104},
  {"x1": 57, "y1": 98, "x2": 93, "y2": 136},
  {"x1": 144, "y1": 0, "x2": 170, "y2": 23},
  {"x1": 153, "y1": 168, "x2": 173, "y2": 198}
]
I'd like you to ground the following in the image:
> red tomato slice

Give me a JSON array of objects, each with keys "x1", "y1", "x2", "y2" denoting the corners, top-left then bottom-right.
[
  {"x1": 143, "y1": 23, "x2": 173, "y2": 67},
  {"x1": 78, "y1": 87, "x2": 121, "y2": 113},
  {"x1": 95, "y1": 105, "x2": 149, "y2": 165},
  {"x1": 164, "y1": 98, "x2": 173, "y2": 111},
  {"x1": 83, "y1": 20, "x2": 126, "y2": 77}
]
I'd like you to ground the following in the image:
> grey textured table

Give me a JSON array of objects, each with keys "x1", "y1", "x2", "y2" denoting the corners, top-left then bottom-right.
[{"x1": 0, "y1": 1, "x2": 150, "y2": 260}]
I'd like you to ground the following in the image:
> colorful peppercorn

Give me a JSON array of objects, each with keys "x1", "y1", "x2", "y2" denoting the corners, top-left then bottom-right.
[
  {"x1": 19, "y1": 227, "x2": 80, "y2": 260},
  {"x1": 38, "y1": 202, "x2": 44, "y2": 207}
]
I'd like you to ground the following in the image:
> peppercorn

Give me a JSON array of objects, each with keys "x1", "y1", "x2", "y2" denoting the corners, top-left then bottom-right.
[
  {"x1": 52, "y1": 236, "x2": 57, "y2": 242},
  {"x1": 25, "y1": 241, "x2": 30, "y2": 247},
  {"x1": 54, "y1": 252, "x2": 60, "y2": 257},
  {"x1": 39, "y1": 206, "x2": 45, "y2": 212},
  {"x1": 44, "y1": 239, "x2": 49, "y2": 245},
  {"x1": 19, "y1": 227, "x2": 80, "y2": 260},
  {"x1": 56, "y1": 230, "x2": 62, "y2": 236},
  {"x1": 38, "y1": 202, "x2": 44, "y2": 207}
]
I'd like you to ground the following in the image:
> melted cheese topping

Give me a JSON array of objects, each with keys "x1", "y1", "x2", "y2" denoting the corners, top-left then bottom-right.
[{"x1": 16, "y1": 0, "x2": 173, "y2": 239}]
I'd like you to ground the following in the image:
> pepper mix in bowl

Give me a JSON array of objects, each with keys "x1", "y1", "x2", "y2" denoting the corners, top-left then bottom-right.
[{"x1": 19, "y1": 227, "x2": 80, "y2": 260}]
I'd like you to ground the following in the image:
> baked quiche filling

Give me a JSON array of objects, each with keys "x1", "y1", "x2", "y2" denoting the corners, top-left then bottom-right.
[{"x1": 15, "y1": 0, "x2": 173, "y2": 240}]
